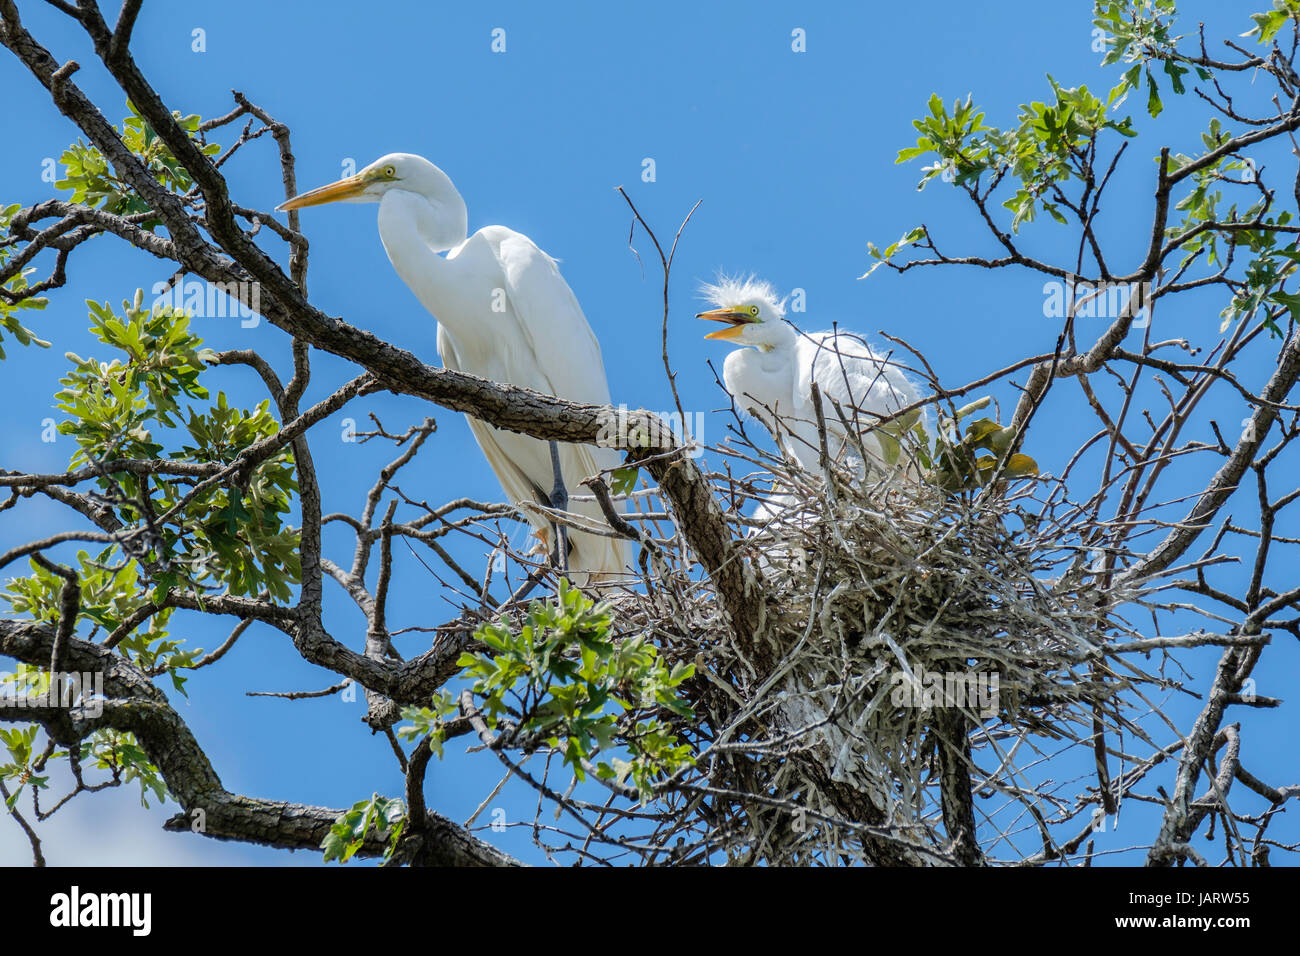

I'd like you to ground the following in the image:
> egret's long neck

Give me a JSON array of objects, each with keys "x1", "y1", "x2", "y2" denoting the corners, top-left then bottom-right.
[
  {"x1": 727, "y1": 339, "x2": 797, "y2": 420},
  {"x1": 759, "y1": 319, "x2": 798, "y2": 354},
  {"x1": 376, "y1": 188, "x2": 470, "y2": 330}
]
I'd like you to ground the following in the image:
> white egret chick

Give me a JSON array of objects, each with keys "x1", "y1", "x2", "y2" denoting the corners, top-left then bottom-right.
[
  {"x1": 279, "y1": 154, "x2": 626, "y2": 583},
  {"x1": 698, "y1": 276, "x2": 923, "y2": 476},
  {"x1": 700, "y1": 278, "x2": 930, "y2": 822}
]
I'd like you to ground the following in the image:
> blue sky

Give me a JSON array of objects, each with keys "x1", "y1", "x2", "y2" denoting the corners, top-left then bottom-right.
[{"x1": 1, "y1": 0, "x2": 1296, "y2": 865}]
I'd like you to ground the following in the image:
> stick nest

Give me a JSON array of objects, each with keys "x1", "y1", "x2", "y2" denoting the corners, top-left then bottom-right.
[{"x1": 607, "y1": 456, "x2": 1145, "y2": 865}]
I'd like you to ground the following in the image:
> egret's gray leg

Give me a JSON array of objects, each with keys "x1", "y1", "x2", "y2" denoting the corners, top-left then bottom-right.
[{"x1": 548, "y1": 440, "x2": 570, "y2": 575}]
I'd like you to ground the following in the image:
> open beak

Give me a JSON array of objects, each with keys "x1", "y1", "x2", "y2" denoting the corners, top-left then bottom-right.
[
  {"x1": 276, "y1": 175, "x2": 368, "y2": 211},
  {"x1": 697, "y1": 307, "x2": 751, "y2": 341}
]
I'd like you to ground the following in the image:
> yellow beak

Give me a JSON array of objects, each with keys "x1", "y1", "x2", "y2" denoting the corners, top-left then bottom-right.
[
  {"x1": 697, "y1": 307, "x2": 751, "y2": 341},
  {"x1": 276, "y1": 174, "x2": 369, "y2": 211}
]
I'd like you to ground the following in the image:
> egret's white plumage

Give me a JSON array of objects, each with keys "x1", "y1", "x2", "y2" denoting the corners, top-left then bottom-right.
[
  {"x1": 280, "y1": 154, "x2": 626, "y2": 582},
  {"x1": 698, "y1": 276, "x2": 923, "y2": 475}
]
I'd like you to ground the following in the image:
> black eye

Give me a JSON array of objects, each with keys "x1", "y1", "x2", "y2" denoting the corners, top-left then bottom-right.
[
  {"x1": 749, "y1": 306, "x2": 759, "y2": 315},
  {"x1": 384, "y1": 165, "x2": 396, "y2": 177}
]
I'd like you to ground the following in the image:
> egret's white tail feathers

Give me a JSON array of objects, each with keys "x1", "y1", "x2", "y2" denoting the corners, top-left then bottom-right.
[
  {"x1": 556, "y1": 439, "x2": 630, "y2": 587},
  {"x1": 464, "y1": 414, "x2": 629, "y2": 587}
]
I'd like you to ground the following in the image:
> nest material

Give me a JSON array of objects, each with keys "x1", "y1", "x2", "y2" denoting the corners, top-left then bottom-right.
[{"x1": 607, "y1": 455, "x2": 1141, "y2": 865}]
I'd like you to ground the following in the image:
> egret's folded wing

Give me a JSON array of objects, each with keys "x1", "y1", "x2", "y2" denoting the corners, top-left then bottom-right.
[{"x1": 488, "y1": 227, "x2": 612, "y2": 406}]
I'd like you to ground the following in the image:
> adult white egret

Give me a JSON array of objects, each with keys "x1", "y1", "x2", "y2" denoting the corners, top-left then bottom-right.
[
  {"x1": 279, "y1": 154, "x2": 627, "y2": 583},
  {"x1": 698, "y1": 276, "x2": 923, "y2": 476}
]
